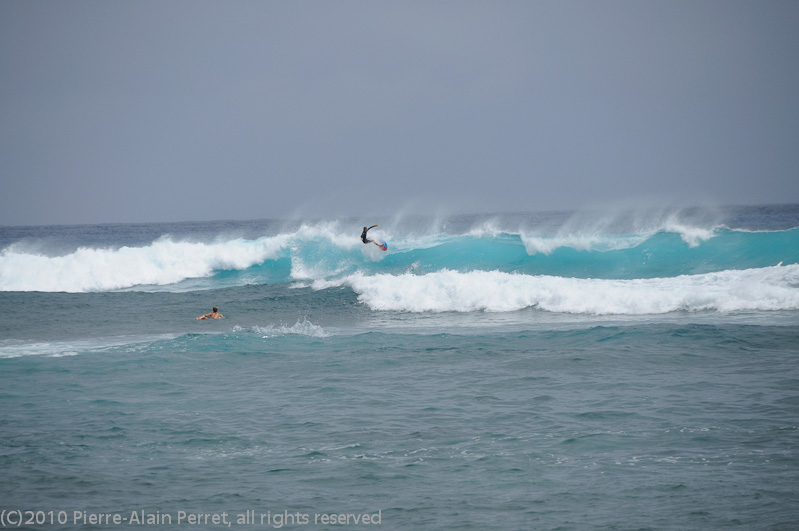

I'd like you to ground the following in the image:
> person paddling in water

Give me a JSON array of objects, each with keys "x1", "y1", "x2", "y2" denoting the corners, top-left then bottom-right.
[
  {"x1": 361, "y1": 224, "x2": 383, "y2": 248},
  {"x1": 196, "y1": 306, "x2": 224, "y2": 320}
]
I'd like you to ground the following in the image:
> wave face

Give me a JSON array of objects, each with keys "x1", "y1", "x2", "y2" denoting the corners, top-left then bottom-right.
[{"x1": 2, "y1": 206, "x2": 798, "y2": 315}]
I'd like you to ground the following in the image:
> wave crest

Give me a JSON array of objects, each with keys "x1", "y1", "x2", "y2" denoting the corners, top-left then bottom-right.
[
  {"x1": 315, "y1": 264, "x2": 799, "y2": 315},
  {"x1": 0, "y1": 235, "x2": 290, "y2": 292},
  {"x1": 1, "y1": 216, "x2": 797, "y2": 292}
]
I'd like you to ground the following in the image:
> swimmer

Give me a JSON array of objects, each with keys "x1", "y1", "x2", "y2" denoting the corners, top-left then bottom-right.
[{"x1": 196, "y1": 306, "x2": 224, "y2": 320}]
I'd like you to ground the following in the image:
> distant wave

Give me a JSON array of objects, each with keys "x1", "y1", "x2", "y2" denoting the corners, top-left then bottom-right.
[
  {"x1": 0, "y1": 317, "x2": 331, "y2": 358},
  {"x1": 1, "y1": 219, "x2": 797, "y2": 293},
  {"x1": 0, "y1": 334, "x2": 179, "y2": 359},
  {"x1": 314, "y1": 264, "x2": 799, "y2": 315}
]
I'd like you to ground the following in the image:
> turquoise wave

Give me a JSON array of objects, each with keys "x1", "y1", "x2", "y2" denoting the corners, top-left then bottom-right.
[
  {"x1": 2, "y1": 221, "x2": 797, "y2": 292},
  {"x1": 211, "y1": 227, "x2": 799, "y2": 287}
]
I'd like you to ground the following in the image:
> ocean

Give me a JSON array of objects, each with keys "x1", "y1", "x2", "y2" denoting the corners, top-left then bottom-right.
[{"x1": 1, "y1": 204, "x2": 798, "y2": 530}]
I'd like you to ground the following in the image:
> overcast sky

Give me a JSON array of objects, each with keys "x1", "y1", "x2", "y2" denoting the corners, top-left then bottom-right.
[{"x1": 1, "y1": 1, "x2": 797, "y2": 226}]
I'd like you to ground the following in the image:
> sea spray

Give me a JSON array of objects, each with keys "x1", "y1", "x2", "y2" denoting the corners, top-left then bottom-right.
[{"x1": 2, "y1": 209, "x2": 797, "y2": 292}]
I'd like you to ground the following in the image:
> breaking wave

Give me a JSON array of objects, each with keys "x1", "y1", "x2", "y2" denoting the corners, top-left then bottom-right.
[
  {"x1": 312, "y1": 264, "x2": 799, "y2": 315},
  {"x1": 1, "y1": 213, "x2": 797, "y2": 296}
]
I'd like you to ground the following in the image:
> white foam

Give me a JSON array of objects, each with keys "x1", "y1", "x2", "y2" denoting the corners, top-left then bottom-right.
[
  {"x1": 466, "y1": 219, "x2": 505, "y2": 238},
  {"x1": 313, "y1": 264, "x2": 799, "y2": 315},
  {"x1": 662, "y1": 215, "x2": 719, "y2": 247},
  {"x1": 0, "y1": 335, "x2": 177, "y2": 359},
  {"x1": 0, "y1": 219, "x2": 392, "y2": 292},
  {"x1": 0, "y1": 235, "x2": 293, "y2": 292},
  {"x1": 246, "y1": 318, "x2": 331, "y2": 338}
]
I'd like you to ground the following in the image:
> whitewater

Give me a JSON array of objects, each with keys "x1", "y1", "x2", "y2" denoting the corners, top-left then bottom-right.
[
  {"x1": 2, "y1": 207, "x2": 798, "y2": 317},
  {"x1": 2, "y1": 205, "x2": 798, "y2": 530}
]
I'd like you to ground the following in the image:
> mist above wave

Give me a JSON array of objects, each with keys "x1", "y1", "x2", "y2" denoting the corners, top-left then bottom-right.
[{"x1": 1, "y1": 207, "x2": 796, "y2": 293}]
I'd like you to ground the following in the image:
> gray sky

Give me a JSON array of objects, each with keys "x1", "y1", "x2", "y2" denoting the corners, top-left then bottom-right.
[{"x1": 1, "y1": 1, "x2": 798, "y2": 226}]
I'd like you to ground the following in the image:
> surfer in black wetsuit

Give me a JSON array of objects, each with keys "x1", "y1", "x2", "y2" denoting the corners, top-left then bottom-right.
[{"x1": 361, "y1": 225, "x2": 383, "y2": 248}]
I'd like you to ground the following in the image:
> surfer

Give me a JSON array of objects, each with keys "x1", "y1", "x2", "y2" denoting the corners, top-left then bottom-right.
[
  {"x1": 196, "y1": 306, "x2": 224, "y2": 320},
  {"x1": 361, "y1": 225, "x2": 383, "y2": 248}
]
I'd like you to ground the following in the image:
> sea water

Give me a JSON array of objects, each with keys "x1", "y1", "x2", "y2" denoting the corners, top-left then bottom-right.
[{"x1": 1, "y1": 205, "x2": 798, "y2": 530}]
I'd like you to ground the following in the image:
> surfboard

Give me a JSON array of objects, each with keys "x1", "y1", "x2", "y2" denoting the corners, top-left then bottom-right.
[{"x1": 380, "y1": 241, "x2": 387, "y2": 251}]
